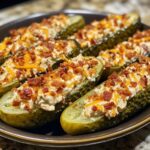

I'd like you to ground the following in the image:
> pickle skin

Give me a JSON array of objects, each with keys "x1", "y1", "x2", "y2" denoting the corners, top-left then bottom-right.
[
  {"x1": 56, "y1": 16, "x2": 85, "y2": 39},
  {"x1": 60, "y1": 86, "x2": 150, "y2": 135},
  {"x1": 0, "y1": 59, "x2": 103, "y2": 128},
  {"x1": 81, "y1": 14, "x2": 142, "y2": 57},
  {"x1": 0, "y1": 91, "x2": 54, "y2": 128}
]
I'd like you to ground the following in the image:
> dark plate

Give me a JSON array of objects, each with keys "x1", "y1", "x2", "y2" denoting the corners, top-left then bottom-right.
[{"x1": 0, "y1": 9, "x2": 149, "y2": 148}]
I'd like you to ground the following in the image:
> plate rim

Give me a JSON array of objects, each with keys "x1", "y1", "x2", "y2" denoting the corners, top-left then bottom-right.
[{"x1": 0, "y1": 9, "x2": 149, "y2": 148}]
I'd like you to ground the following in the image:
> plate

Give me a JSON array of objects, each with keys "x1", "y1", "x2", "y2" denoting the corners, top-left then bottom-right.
[{"x1": 0, "y1": 9, "x2": 149, "y2": 148}]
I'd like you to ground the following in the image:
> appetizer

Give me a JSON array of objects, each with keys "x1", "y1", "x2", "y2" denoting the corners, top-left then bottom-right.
[
  {"x1": 70, "y1": 13, "x2": 141, "y2": 56},
  {"x1": 98, "y1": 29, "x2": 150, "y2": 78},
  {"x1": 0, "y1": 40, "x2": 79, "y2": 96},
  {"x1": 0, "y1": 55, "x2": 103, "y2": 128},
  {"x1": 61, "y1": 57, "x2": 150, "y2": 135},
  {"x1": 0, "y1": 14, "x2": 84, "y2": 64}
]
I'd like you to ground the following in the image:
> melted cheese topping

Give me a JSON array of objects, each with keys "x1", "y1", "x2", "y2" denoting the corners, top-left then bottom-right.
[
  {"x1": 83, "y1": 57, "x2": 150, "y2": 118},
  {"x1": 0, "y1": 14, "x2": 73, "y2": 58},
  {"x1": 0, "y1": 40, "x2": 77, "y2": 85},
  {"x1": 11, "y1": 55, "x2": 100, "y2": 111},
  {"x1": 71, "y1": 14, "x2": 138, "y2": 48},
  {"x1": 98, "y1": 30, "x2": 150, "y2": 68}
]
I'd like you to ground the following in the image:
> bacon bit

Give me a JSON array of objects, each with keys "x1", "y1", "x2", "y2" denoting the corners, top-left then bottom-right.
[
  {"x1": 13, "y1": 55, "x2": 25, "y2": 66},
  {"x1": 105, "y1": 80, "x2": 115, "y2": 87},
  {"x1": 108, "y1": 72, "x2": 118, "y2": 80},
  {"x1": 122, "y1": 70, "x2": 129, "y2": 77},
  {"x1": 77, "y1": 32, "x2": 83, "y2": 39},
  {"x1": 0, "y1": 52, "x2": 4, "y2": 57},
  {"x1": 74, "y1": 67, "x2": 82, "y2": 74},
  {"x1": 41, "y1": 51, "x2": 52, "y2": 58},
  {"x1": 78, "y1": 61, "x2": 84, "y2": 66},
  {"x1": 117, "y1": 89, "x2": 131, "y2": 97},
  {"x1": 50, "y1": 91, "x2": 56, "y2": 97},
  {"x1": 16, "y1": 70, "x2": 22, "y2": 78},
  {"x1": 28, "y1": 77, "x2": 45, "y2": 86},
  {"x1": 103, "y1": 91, "x2": 112, "y2": 101},
  {"x1": 59, "y1": 67, "x2": 68, "y2": 77},
  {"x1": 133, "y1": 31, "x2": 143, "y2": 39},
  {"x1": 113, "y1": 18, "x2": 118, "y2": 26},
  {"x1": 47, "y1": 42, "x2": 54, "y2": 50},
  {"x1": 104, "y1": 102, "x2": 115, "y2": 110},
  {"x1": 125, "y1": 43, "x2": 132, "y2": 49},
  {"x1": 12, "y1": 100, "x2": 21, "y2": 106},
  {"x1": 148, "y1": 65, "x2": 150, "y2": 74},
  {"x1": 69, "y1": 63, "x2": 77, "y2": 68},
  {"x1": 56, "y1": 87, "x2": 63, "y2": 93},
  {"x1": 18, "y1": 88, "x2": 33, "y2": 100},
  {"x1": 120, "y1": 82, "x2": 126, "y2": 88},
  {"x1": 51, "y1": 80, "x2": 65, "y2": 88},
  {"x1": 9, "y1": 29, "x2": 18, "y2": 36},
  {"x1": 42, "y1": 87, "x2": 49, "y2": 93},
  {"x1": 89, "y1": 60, "x2": 98, "y2": 66},
  {"x1": 91, "y1": 39, "x2": 97, "y2": 45},
  {"x1": 61, "y1": 74, "x2": 69, "y2": 80},
  {"x1": 24, "y1": 104, "x2": 31, "y2": 111},
  {"x1": 92, "y1": 106, "x2": 97, "y2": 111},
  {"x1": 59, "y1": 42, "x2": 68, "y2": 50},
  {"x1": 0, "y1": 67, "x2": 4, "y2": 74},
  {"x1": 29, "y1": 51, "x2": 36, "y2": 62},
  {"x1": 139, "y1": 76, "x2": 147, "y2": 88},
  {"x1": 130, "y1": 82, "x2": 137, "y2": 87}
]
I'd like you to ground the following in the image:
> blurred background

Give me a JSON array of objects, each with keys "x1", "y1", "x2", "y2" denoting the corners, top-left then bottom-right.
[
  {"x1": 0, "y1": 0, "x2": 149, "y2": 150},
  {"x1": 0, "y1": 0, "x2": 150, "y2": 26}
]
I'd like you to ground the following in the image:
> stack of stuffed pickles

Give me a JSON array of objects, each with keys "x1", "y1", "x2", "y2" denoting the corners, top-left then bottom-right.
[{"x1": 0, "y1": 13, "x2": 149, "y2": 135}]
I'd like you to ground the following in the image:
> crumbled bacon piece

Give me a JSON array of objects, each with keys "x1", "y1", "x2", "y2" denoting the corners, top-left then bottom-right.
[
  {"x1": 50, "y1": 91, "x2": 56, "y2": 97},
  {"x1": 28, "y1": 77, "x2": 45, "y2": 86},
  {"x1": 122, "y1": 70, "x2": 129, "y2": 77},
  {"x1": 103, "y1": 91, "x2": 112, "y2": 101},
  {"x1": 0, "y1": 67, "x2": 4, "y2": 74},
  {"x1": 16, "y1": 70, "x2": 22, "y2": 78},
  {"x1": 105, "y1": 80, "x2": 115, "y2": 87},
  {"x1": 117, "y1": 89, "x2": 131, "y2": 97},
  {"x1": 45, "y1": 42, "x2": 54, "y2": 50},
  {"x1": 78, "y1": 61, "x2": 84, "y2": 66},
  {"x1": 18, "y1": 88, "x2": 33, "y2": 100},
  {"x1": 56, "y1": 87, "x2": 63, "y2": 93},
  {"x1": 42, "y1": 87, "x2": 49, "y2": 93},
  {"x1": 74, "y1": 67, "x2": 82, "y2": 74},
  {"x1": 77, "y1": 32, "x2": 83, "y2": 39},
  {"x1": 0, "y1": 52, "x2": 4, "y2": 57},
  {"x1": 89, "y1": 60, "x2": 98, "y2": 66},
  {"x1": 104, "y1": 102, "x2": 115, "y2": 110},
  {"x1": 41, "y1": 51, "x2": 52, "y2": 58},
  {"x1": 29, "y1": 51, "x2": 36, "y2": 62},
  {"x1": 130, "y1": 82, "x2": 137, "y2": 87},
  {"x1": 51, "y1": 80, "x2": 65, "y2": 88},
  {"x1": 120, "y1": 82, "x2": 126, "y2": 88},
  {"x1": 12, "y1": 100, "x2": 21, "y2": 106},
  {"x1": 13, "y1": 55, "x2": 25, "y2": 66},
  {"x1": 92, "y1": 106, "x2": 98, "y2": 111},
  {"x1": 108, "y1": 72, "x2": 118, "y2": 80},
  {"x1": 24, "y1": 104, "x2": 31, "y2": 111}
]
